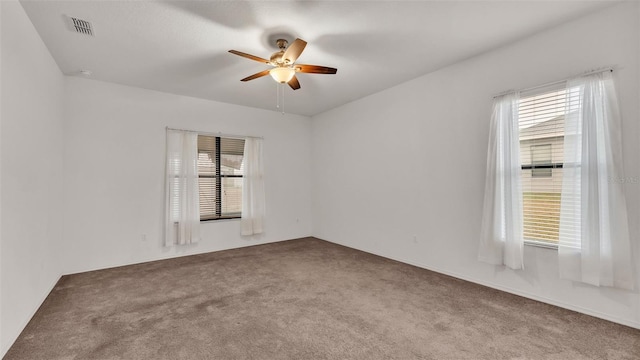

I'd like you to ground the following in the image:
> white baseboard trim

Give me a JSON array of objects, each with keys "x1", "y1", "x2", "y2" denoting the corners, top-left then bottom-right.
[
  {"x1": 1, "y1": 273, "x2": 62, "y2": 358},
  {"x1": 62, "y1": 236, "x2": 313, "y2": 276},
  {"x1": 317, "y1": 237, "x2": 640, "y2": 330}
]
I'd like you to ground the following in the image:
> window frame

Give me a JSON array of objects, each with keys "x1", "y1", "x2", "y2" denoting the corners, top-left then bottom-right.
[{"x1": 198, "y1": 135, "x2": 243, "y2": 222}]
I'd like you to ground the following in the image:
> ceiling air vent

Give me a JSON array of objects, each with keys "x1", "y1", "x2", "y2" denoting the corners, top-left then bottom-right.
[{"x1": 67, "y1": 16, "x2": 94, "y2": 36}]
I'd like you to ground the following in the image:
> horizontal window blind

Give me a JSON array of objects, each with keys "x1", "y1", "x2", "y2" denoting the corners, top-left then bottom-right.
[
  {"x1": 519, "y1": 85, "x2": 568, "y2": 243},
  {"x1": 198, "y1": 135, "x2": 245, "y2": 220}
]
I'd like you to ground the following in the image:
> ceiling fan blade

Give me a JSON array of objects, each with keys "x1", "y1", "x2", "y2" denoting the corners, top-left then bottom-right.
[
  {"x1": 283, "y1": 38, "x2": 307, "y2": 64},
  {"x1": 295, "y1": 64, "x2": 337, "y2": 74},
  {"x1": 229, "y1": 50, "x2": 270, "y2": 64},
  {"x1": 288, "y1": 75, "x2": 301, "y2": 90},
  {"x1": 240, "y1": 69, "x2": 271, "y2": 82}
]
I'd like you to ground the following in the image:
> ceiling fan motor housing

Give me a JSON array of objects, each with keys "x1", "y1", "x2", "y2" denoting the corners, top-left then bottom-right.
[
  {"x1": 270, "y1": 39, "x2": 293, "y2": 66},
  {"x1": 270, "y1": 51, "x2": 286, "y2": 66}
]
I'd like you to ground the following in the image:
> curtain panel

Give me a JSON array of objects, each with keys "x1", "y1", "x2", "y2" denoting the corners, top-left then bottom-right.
[
  {"x1": 241, "y1": 137, "x2": 266, "y2": 236},
  {"x1": 165, "y1": 129, "x2": 201, "y2": 246},
  {"x1": 479, "y1": 92, "x2": 525, "y2": 270},
  {"x1": 559, "y1": 71, "x2": 634, "y2": 289}
]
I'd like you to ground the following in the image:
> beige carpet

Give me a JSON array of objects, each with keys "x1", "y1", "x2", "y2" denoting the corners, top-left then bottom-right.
[{"x1": 4, "y1": 238, "x2": 639, "y2": 359}]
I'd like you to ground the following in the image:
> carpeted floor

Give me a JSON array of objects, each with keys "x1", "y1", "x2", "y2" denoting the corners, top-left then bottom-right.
[{"x1": 4, "y1": 238, "x2": 639, "y2": 359}]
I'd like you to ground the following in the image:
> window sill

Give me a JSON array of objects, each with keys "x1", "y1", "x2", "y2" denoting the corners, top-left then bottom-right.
[{"x1": 524, "y1": 239, "x2": 558, "y2": 250}]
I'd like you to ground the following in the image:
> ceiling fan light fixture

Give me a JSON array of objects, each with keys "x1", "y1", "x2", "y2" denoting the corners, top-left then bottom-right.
[{"x1": 269, "y1": 67, "x2": 295, "y2": 83}]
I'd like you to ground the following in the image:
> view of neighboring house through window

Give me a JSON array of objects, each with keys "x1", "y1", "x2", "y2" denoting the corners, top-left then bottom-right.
[
  {"x1": 530, "y1": 144, "x2": 552, "y2": 177},
  {"x1": 198, "y1": 135, "x2": 245, "y2": 220},
  {"x1": 519, "y1": 86, "x2": 566, "y2": 244}
]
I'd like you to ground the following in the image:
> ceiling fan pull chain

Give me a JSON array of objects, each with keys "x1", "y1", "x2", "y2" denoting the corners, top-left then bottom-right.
[{"x1": 275, "y1": 83, "x2": 285, "y2": 114}]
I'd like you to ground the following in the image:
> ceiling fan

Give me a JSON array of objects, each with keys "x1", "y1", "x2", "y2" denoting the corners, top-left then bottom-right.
[{"x1": 229, "y1": 38, "x2": 337, "y2": 90}]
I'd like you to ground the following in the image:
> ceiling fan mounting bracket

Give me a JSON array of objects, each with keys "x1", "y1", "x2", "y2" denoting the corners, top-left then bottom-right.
[{"x1": 276, "y1": 39, "x2": 288, "y2": 50}]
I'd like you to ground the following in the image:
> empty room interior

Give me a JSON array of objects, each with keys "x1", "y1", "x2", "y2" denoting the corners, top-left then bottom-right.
[{"x1": 2, "y1": 0, "x2": 640, "y2": 358}]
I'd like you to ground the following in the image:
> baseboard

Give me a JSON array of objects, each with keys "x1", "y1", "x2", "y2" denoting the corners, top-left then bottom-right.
[
  {"x1": 62, "y1": 236, "x2": 313, "y2": 276},
  {"x1": 314, "y1": 236, "x2": 640, "y2": 330},
  {"x1": 1, "y1": 273, "x2": 62, "y2": 358}
]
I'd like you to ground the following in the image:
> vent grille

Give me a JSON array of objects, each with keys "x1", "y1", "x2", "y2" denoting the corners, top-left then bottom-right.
[{"x1": 68, "y1": 16, "x2": 93, "y2": 36}]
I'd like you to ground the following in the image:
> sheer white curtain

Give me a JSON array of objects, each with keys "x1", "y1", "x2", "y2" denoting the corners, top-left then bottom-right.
[
  {"x1": 241, "y1": 138, "x2": 266, "y2": 236},
  {"x1": 165, "y1": 129, "x2": 200, "y2": 246},
  {"x1": 479, "y1": 92, "x2": 524, "y2": 270},
  {"x1": 559, "y1": 72, "x2": 633, "y2": 289}
]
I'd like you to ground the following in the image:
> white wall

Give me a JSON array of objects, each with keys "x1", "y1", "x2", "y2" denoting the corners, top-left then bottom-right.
[
  {"x1": 62, "y1": 77, "x2": 313, "y2": 274},
  {"x1": 0, "y1": 1, "x2": 65, "y2": 355},
  {"x1": 311, "y1": 2, "x2": 640, "y2": 328}
]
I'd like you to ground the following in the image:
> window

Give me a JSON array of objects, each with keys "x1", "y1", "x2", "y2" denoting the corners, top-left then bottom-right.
[
  {"x1": 197, "y1": 135, "x2": 245, "y2": 221},
  {"x1": 518, "y1": 86, "x2": 566, "y2": 245},
  {"x1": 482, "y1": 71, "x2": 633, "y2": 284}
]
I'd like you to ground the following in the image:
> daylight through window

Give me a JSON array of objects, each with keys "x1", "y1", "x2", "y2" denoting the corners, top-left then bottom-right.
[
  {"x1": 519, "y1": 86, "x2": 567, "y2": 244},
  {"x1": 198, "y1": 135, "x2": 245, "y2": 221}
]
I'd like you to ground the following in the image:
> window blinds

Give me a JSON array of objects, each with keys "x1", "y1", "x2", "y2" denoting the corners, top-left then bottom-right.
[
  {"x1": 518, "y1": 85, "x2": 569, "y2": 243},
  {"x1": 197, "y1": 135, "x2": 245, "y2": 220}
]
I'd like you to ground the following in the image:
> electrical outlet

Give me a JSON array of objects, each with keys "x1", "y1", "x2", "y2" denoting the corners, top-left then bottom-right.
[
  {"x1": 141, "y1": 234, "x2": 147, "y2": 242},
  {"x1": 413, "y1": 235, "x2": 418, "y2": 243}
]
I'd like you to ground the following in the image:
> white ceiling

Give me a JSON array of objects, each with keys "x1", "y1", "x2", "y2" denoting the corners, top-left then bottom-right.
[{"x1": 21, "y1": 0, "x2": 617, "y2": 116}]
